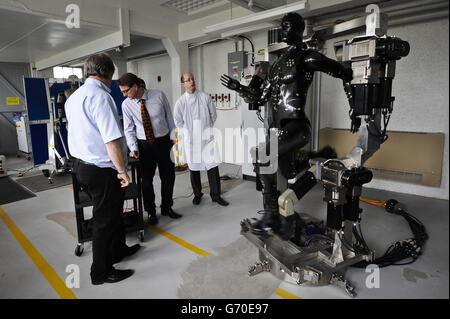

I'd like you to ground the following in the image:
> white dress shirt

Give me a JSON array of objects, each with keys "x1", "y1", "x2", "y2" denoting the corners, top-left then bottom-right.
[{"x1": 122, "y1": 89, "x2": 175, "y2": 152}]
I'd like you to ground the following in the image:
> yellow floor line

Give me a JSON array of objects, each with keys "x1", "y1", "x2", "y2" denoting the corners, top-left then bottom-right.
[
  {"x1": 275, "y1": 288, "x2": 302, "y2": 299},
  {"x1": 0, "y1": 206, "x2": 77, "y2": 299},
  {"x1": 145, "y1": 222, "x2": 301, "y2": 299},
  {"x1": 146, "y1": 223, "x2": 212, "y2": 257}
]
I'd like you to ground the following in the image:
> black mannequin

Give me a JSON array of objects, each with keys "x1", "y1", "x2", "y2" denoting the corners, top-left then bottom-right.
[{"x1": 221, "y1": 12, "x2": 352, "y2": 236}]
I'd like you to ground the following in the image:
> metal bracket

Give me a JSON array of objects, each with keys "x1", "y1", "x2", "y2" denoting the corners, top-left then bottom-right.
[
  {"x1": 330, "y1": 273, "x2": 356, "y2": 297},
  {"x1": 248, "y1": 260, "x2": 271, "y2": 276}
]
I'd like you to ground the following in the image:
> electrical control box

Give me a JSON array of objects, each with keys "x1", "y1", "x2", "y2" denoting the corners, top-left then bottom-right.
[
  {"x1": 228, "y1": 51, "x2": 248, "y2": 81},
  {"x1": 14, "y1": 112, "x2": 32, "y2": 154}
]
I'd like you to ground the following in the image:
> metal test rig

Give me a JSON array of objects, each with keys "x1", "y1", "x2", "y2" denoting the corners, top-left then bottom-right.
[{"x1": 238, "y1": 4, "x2": 410, "y2": 296}]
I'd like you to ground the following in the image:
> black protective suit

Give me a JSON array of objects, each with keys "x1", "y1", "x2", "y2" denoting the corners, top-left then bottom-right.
[{"x1": 222, "y1": 12, "x2": 352, "y2": 235}]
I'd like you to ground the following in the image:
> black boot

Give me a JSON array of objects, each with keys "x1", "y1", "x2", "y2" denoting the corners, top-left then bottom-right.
[
  {"x1": 251, "y1": 210, "x2": 280, "y2": 236},
  {"x1": 278, "y1": 214, "x2": 296, "y2": 241},
  {"x1": 253, "y1": 175, "x2": 279, "y2": 236}
]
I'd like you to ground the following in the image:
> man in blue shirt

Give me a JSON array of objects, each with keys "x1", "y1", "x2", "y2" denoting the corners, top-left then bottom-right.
[
  {"x1": 118, "y1": 72, "x2": 181, "y2": 225},
  {"x1": 65, "y1": 53, "x2": 139, "y2": 285}
]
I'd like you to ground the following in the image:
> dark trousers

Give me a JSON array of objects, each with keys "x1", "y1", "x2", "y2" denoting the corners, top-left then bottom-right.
[
  {"x1": 190, "y1": 166, "x2": 221, "y2": 200},
  {"x1": 74, "y1": 161, "x2": 126, "y2": 282},
  {"x1": 138, "y1": 135, "x2": 175, "y2": 213}
]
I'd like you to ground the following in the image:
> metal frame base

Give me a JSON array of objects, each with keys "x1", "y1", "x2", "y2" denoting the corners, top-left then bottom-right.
[{"x1": 241, "y1": 218, "x2": 372, "y2": 297}]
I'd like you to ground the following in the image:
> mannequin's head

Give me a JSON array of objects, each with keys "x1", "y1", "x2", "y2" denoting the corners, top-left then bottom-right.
[{"x1": 281, "y1": 12, "x2": 305, "y2": 45}]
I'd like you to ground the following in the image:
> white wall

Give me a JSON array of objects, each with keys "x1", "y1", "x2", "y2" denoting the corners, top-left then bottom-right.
[
  {"x1": 319, "y1": 17, "x2": 449, "y2": 199},
  {"x1": 188, "y1": 30, "x2": 269, "y2": 164},
  {"x1": 128, "y1": 16, "x2": 449, "y2": 200},
  {"x1": 194, "y1": 38, "x2": 240, "y2": 164},
  {"x1": 0, "y1": 62, "x2": 30, "y2": 155},
  {"x1": 37, "y1": 67, "x2": 54, "y2": 78},
  {"x1": 128, "y1": 55, "x2": 174, "y2": 107},
  {"x1": 129, "y1": 31, "x2": 270, "y2": 165},
  {"x1": 190, "y1": 18, "x2": 449, "y2": 199}
]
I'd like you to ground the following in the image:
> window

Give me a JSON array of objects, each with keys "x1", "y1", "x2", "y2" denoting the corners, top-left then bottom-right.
[{"x1": 53, "y1": 66, "x2": 83, "y2": 79}]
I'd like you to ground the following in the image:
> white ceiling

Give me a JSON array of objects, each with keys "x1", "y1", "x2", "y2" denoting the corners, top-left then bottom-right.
[
  {"x1": 0, "y1": 0, "x2": 256, "y2": 65},
  {"x1": 0, "y1": 0, "x2": 293, "y2": 66},
  {"x1": 91, "y1": 0, "x2": 231, "y2": 23},
  {"x1": 0, "y1": 0, "x2": 447, "y2": 67},
  {"x1": 0, "y1": 9, "x2": 116, "y2": 63},
  {"x1": 89, "y1": 0, "x2": 291, "y2": 21}
]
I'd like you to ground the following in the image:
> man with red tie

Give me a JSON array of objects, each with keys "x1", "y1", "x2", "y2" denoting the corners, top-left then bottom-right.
[{"x1": 118, "y1": 73, "x2": 181, "y2": 225}]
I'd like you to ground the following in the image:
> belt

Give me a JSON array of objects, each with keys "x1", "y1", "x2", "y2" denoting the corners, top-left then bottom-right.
[
  {"x1": 138, "y1": 134, "x2": 170, "y2": 143},
  {"x1": 78, "y1": 159, "x2": 96, "y2": 166}
]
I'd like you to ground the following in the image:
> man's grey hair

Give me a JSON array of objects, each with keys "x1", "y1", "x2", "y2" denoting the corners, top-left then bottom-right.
[{"x1": 84, "y1": 53, "x2": 115, "y2": 79}]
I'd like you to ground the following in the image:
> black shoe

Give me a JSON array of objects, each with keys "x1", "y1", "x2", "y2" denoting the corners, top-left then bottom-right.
[
  {"x1": 212, "y1": 197, "x2": 229, "y2": 206},
  {"x1": 112, "y1": 244, "x2": 141, "y2": 264},
  {"x1": 193, "y1": 194, "x2": 203, "y2": 205},
  {"x1": 148, "y1": 213, "x2": 158, "y2": 225},
  {"x1": 124, "y1": 244, "x2": 141, "y2": 257},
  {"x1": 161, "y1": 208, "x2": 182, "y2": 219},
  {"x1": 92, "y1": 268, "x2": 134, "y2": 285}
]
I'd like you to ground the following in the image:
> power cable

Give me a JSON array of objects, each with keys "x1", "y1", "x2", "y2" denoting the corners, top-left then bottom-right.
[
  {"x1": 237, "y1": 35, "x2": 255, "y2": 65},
  {"x1": 352, "y1": 198, "x2": 428, "y2": 268}
]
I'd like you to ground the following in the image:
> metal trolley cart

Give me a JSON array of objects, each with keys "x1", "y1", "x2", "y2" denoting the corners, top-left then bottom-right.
[{"x1": 71, "y1": 157, "x2": 144, "y2": 256}]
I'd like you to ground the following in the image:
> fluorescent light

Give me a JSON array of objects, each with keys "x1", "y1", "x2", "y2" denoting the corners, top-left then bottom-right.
[
  {"x1": 203, "y1": 0, "x2": 308, "y2": 35},
  {"x1": 220, "y1": 22, "x2": 276, "y2": 38},
  {"x1": 161, "y1": 0, "x2": 227, "y2": 15},
  {"x1": 187, "y1": 0, "x2": 229, "y2": 15}
]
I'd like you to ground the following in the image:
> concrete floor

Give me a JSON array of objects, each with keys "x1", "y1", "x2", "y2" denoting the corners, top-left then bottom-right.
[{"x1": 0, "y1": 155, "x2": 448, "y2": 299}]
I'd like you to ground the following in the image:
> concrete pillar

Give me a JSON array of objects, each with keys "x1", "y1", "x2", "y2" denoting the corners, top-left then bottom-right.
[
  {"x1": 112, "y1": 57, "x2": 128, "y2": 80},
  {"x1": 161, "y1": 38, "x2": 189, "y2": 107}
]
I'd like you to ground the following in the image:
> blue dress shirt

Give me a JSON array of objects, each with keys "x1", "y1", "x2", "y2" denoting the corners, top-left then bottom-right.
[{"x1": 65, "y1": 78, "x2": 127, "y2": 169}]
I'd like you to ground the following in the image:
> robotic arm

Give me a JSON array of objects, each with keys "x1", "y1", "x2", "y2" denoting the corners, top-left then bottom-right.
[
  {"x1": 342, "y1": 36, "x2": 410, "y2": 134},
  {"x1": 339, "y1": 35, "x2": 410, "y2": 165}
]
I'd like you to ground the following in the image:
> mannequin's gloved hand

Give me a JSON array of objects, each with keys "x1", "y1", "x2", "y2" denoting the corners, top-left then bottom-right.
[{"x1": 220, "y1": 74, "x2": 241, "y2": 91}]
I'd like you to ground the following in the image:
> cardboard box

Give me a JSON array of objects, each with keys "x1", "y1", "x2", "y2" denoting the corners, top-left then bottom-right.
[{"x1": 319, "y1": 128, "x2": 445, "y2": 187}]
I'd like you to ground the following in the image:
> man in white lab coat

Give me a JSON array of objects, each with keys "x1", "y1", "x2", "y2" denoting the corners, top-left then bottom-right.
[{"x1": 174, "y1": 73, "x2": 229, "y2": 206}]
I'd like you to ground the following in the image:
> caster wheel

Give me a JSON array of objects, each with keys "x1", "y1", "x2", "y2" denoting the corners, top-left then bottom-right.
[
  {"x1": 138, "y1": 231, "x2": 144, "y2": 242},
  {"x1": 75, "y1": 244, "x2": 84, "y2": 256}
]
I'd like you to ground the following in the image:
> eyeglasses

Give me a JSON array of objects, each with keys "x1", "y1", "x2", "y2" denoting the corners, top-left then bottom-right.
[{"x1": 121, "y1": 87, "x2": 132, "y2": 94}]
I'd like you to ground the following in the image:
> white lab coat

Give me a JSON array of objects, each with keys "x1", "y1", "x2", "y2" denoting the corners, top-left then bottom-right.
[{"x1": 174, "y1": 91, "x2": 221, "y2": 171}]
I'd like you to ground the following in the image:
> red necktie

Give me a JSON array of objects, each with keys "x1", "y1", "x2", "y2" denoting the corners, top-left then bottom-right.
[{"x1": 140, "y1": 99, "x2": 155, "y2": 143}]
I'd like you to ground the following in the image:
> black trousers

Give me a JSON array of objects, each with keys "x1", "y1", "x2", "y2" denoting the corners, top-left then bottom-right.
[
  {"x1": 74, "y1": 160, "x2": 126, "y2": 282},
  {"x1": 138, "y1": 135, "x2": 175, "y2": 213},
  {"x1": 190, "y1": 166, "x2": 221, "y2": 200}
]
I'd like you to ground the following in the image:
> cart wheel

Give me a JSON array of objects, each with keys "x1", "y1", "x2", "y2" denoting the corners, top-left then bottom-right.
[
  {"x1": 138, "y1": 231, "x2": 144, "y2": 242},
  {"x1": 75, "y1": 244, "x2": 84, "y2": 256}
]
